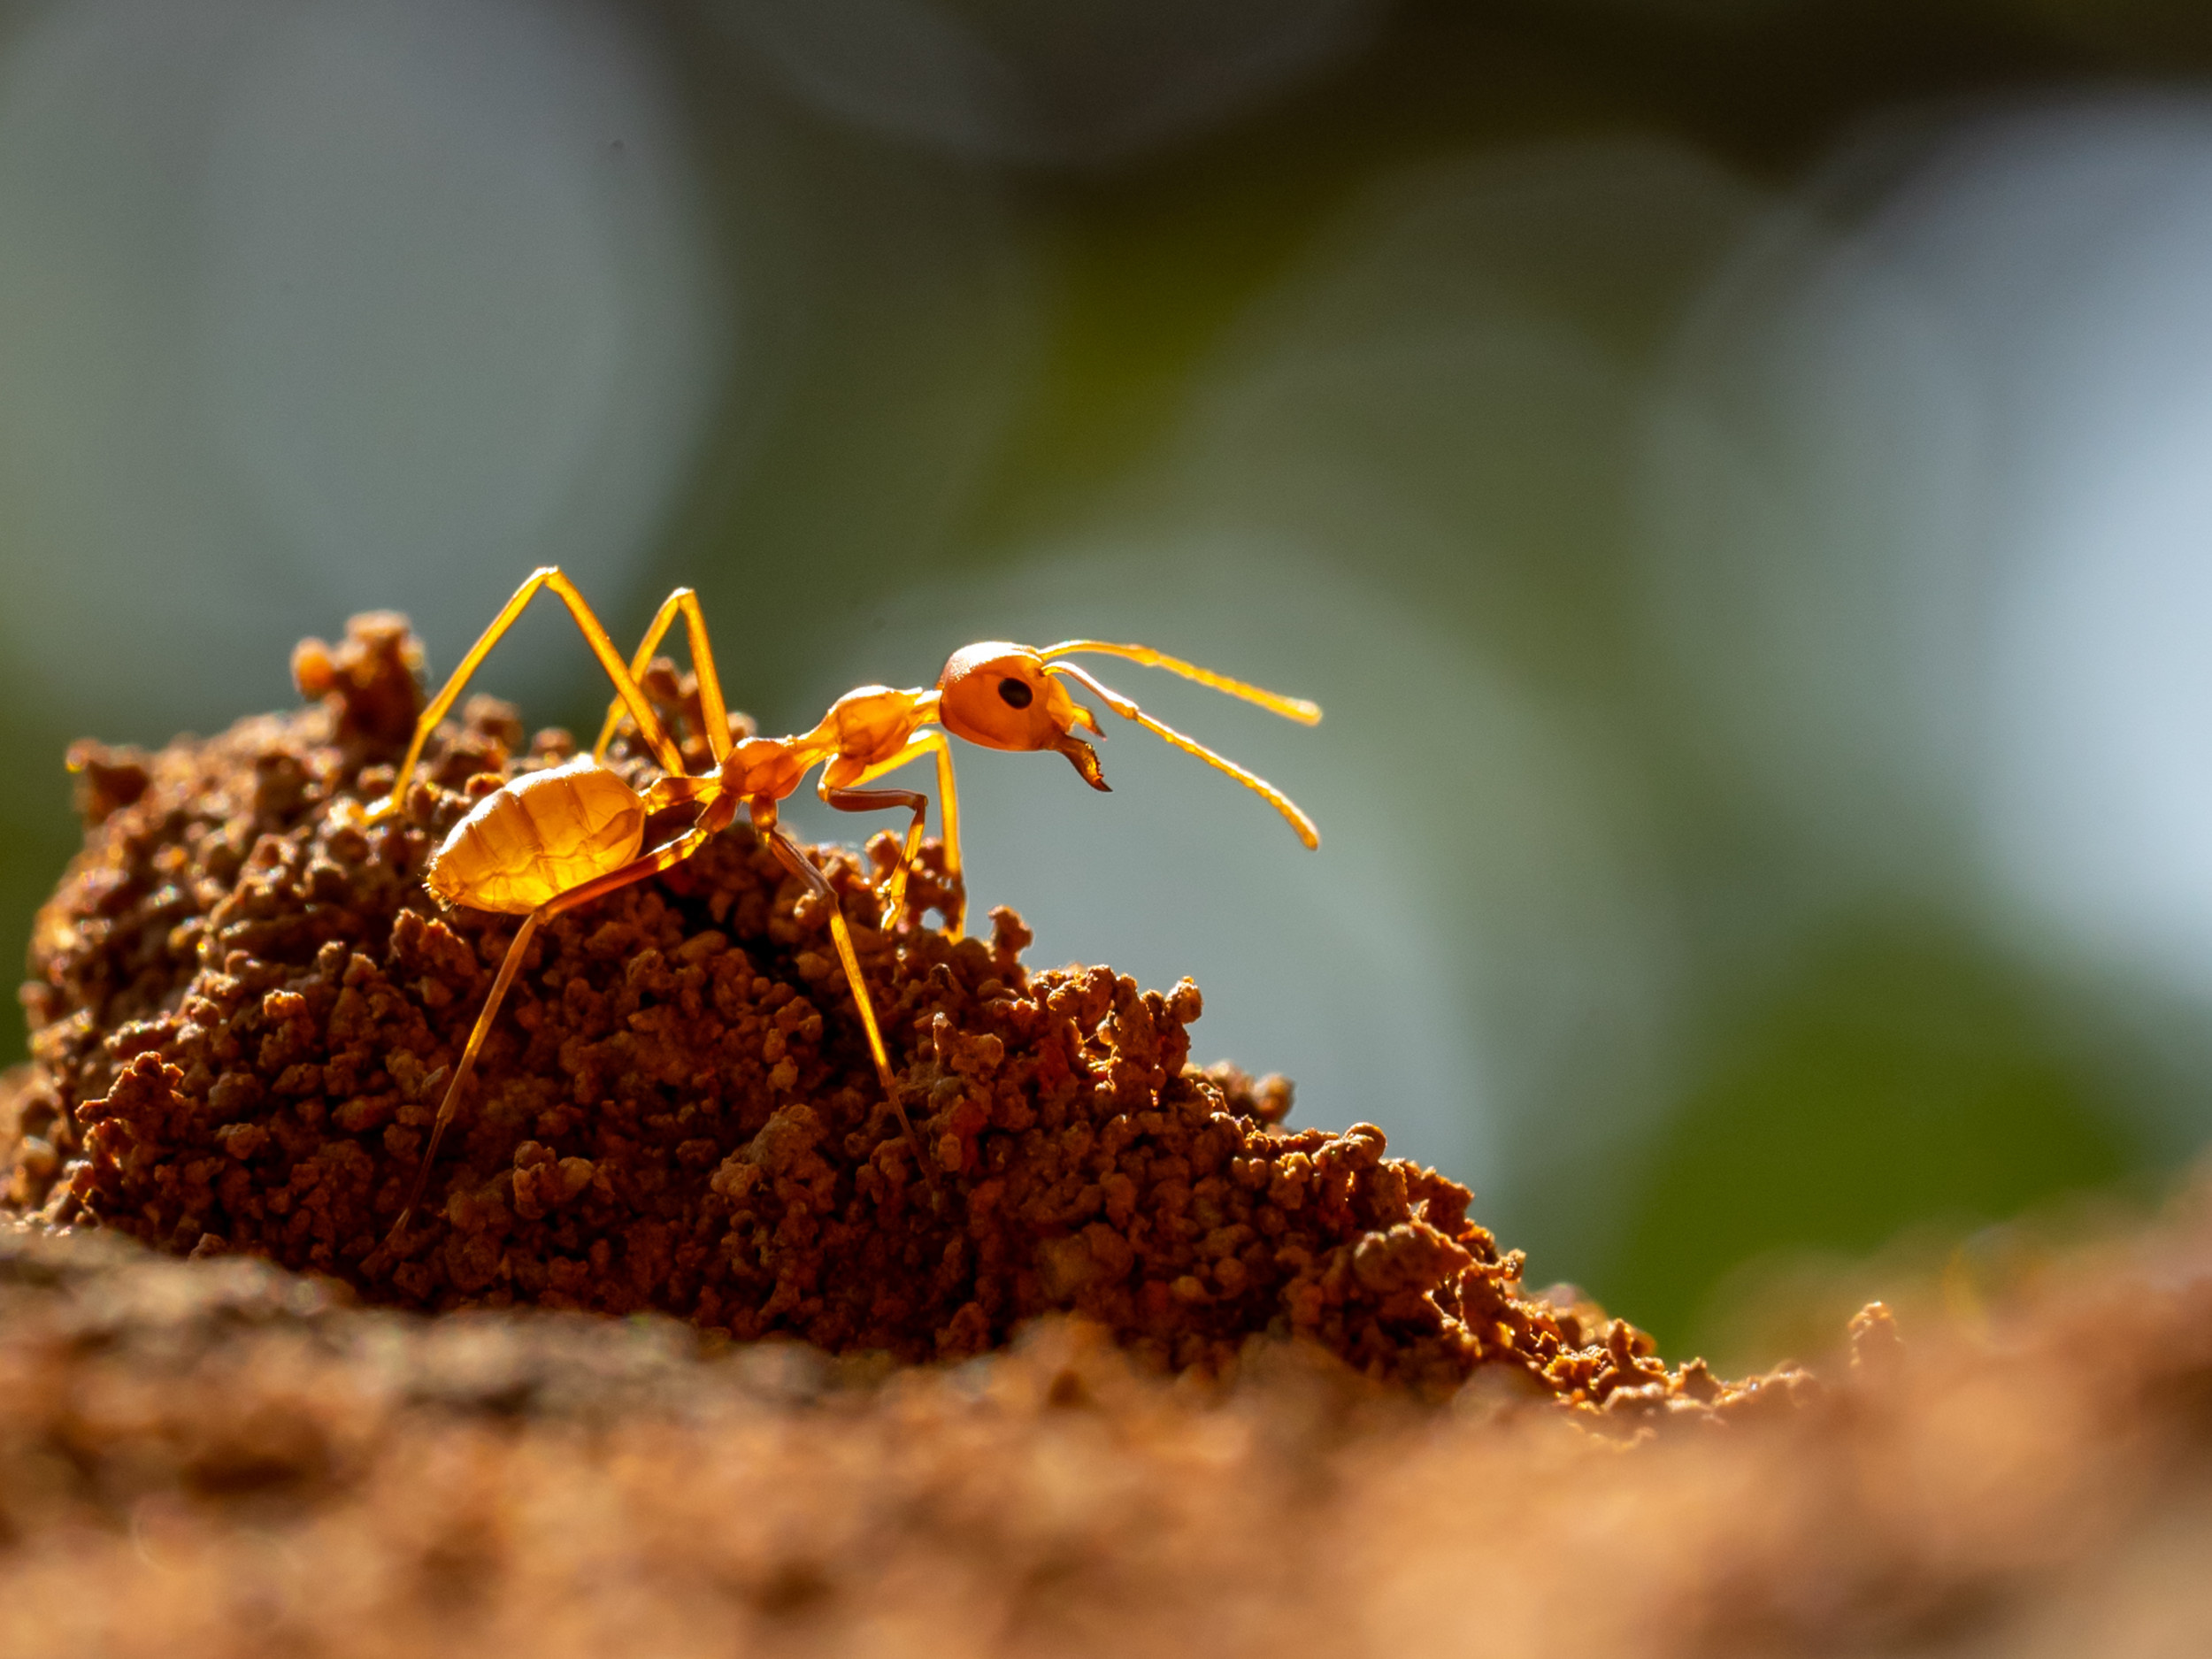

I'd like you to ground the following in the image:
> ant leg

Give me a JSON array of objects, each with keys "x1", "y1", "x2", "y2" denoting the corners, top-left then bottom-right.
[
  {"x1": 822, "y1": 786, "x2": 930, "y2": 932},
  {"x1": 592, "y1": 588, "x2": 734, "y2": 766},
  {"x1": 388, "y1": 793, "x2": 741, "y2": 1240},
  {"x1": 751, "y1": 797, "x2": 934, "y2": 1187},
  {"x1": 369, "y1": 568, "x2": 687, "y2": 824},
  {"x1": 388, "y1": 908, "x2": 541, "y2": 1240},
  {"x1": 826, "y1": 730, "x2": 966, "y2": 939}
]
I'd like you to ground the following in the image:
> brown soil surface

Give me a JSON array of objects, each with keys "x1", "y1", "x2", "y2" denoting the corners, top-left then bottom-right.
[{"x1": 4, "y1": 612, "x2": 1726, "y2": 1405}]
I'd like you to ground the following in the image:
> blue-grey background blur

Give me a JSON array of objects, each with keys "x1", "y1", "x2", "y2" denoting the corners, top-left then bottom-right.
[{"x1": 8, "y1": 0, "x2": 2212, "y2": 1363}]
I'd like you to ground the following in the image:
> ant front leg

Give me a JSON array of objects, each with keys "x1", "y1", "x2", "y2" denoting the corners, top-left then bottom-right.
[
  {"x1": 821, "y1": 785, "x2": 930, "y2": 933},
  {"x1": 822, "y1": 730, "x2": 967, "y2": 939}
]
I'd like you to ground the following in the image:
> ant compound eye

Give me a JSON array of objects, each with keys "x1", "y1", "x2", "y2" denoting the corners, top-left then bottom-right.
[{"x1": 996, "y1": 678, "x2": 1033, "y2": 710}]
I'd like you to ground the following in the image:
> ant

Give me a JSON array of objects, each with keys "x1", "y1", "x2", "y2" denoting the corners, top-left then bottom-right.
[{"x1": 370, "y1": 566, "x2": 1321, "y2": 1237}]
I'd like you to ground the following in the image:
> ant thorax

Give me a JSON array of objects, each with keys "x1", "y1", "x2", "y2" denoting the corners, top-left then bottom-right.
[{"x1": 820, "y1": 684, "x2": 933, "y2": 770}]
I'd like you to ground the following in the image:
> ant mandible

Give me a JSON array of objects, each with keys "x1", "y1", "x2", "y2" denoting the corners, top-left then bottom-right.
[{"x1": 371, "y1": 565, "x2": 1321, "y2": 1237}]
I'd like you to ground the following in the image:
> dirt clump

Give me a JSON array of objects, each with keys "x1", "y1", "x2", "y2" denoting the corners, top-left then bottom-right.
[{"x1": 4, "y1": 613, "x2": 1722, "y2": 1404}]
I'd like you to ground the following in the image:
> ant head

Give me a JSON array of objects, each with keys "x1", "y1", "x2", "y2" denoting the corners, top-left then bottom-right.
[{"x1": 936, "y1": 642, "x2": 1109, "y2": 789}]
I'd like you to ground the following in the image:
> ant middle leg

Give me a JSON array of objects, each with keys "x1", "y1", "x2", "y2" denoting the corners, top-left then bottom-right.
[
  {"x1": 370, "y1": 567, "x2": 689, "y2": 822},
  {"x1": 752, "y1": 796, "x2": 933, "y2": 1186}
]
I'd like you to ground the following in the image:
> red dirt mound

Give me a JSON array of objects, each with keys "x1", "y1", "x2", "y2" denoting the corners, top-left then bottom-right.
[{"x1": 4, "y1": 613, "x2": 1744, "y2": 1408}]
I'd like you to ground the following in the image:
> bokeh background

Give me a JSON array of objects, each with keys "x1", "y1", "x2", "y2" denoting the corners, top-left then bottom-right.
[{"x1": 8, "y1": 0, "x2": 2212, "y2": 1363}]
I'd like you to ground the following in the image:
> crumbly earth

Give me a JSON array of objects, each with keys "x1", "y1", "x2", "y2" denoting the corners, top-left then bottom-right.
[
  {"x1": 3, "y1": 1177, "x2": 2210, "y2": 1658},
  {"x1": 4, "y1": 613, "x2": 1726, "y2": 1404}
]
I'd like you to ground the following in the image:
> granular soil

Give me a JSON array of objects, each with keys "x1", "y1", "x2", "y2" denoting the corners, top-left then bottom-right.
[{"x1": 4, "y1": 612, "x2": 1723, "y2": 1405}]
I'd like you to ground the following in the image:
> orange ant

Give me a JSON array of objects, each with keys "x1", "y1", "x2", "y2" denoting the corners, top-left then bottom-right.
[{"x1": 370, "y1": 566, "x2": 1321, "y2": 1237}]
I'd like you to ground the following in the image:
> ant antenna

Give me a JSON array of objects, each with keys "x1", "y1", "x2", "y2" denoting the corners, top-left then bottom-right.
[
  {"x1": 1042, "y1": 659, "x2": 1321, "y2": 849},
  {"x1": 1039, "y1": 641, "x2": 1323, "y2": 726}
]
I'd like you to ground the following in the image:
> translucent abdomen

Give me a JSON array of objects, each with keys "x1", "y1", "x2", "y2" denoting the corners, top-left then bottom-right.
[{"x1": 425, "y1": 757, "x2": 647, "y2": 915}]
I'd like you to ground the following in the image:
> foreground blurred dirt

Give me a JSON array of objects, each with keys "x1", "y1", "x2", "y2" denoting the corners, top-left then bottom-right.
[{"x1": 4, "y1": 1179, "x2": 2211, "y2": 1658}]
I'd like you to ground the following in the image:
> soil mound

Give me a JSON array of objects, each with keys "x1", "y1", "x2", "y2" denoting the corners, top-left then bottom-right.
[{"x1": 4, "y1": 614, "x2": 1728, "y2": 1404}]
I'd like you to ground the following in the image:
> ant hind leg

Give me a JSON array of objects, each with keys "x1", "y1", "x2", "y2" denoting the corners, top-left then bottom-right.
[
  {"x1": 592, "y1": 588, "x2": 734, "y2": 766},
  {"x1": 388, "y1": 909, "x2": 544, "y2": 1239},
  {"x1": 386, "y1": 792, "x2": 741, "y2": 1243},
  {"x1": 368, "y1": 568, "x2": 690, "y2": 824}
]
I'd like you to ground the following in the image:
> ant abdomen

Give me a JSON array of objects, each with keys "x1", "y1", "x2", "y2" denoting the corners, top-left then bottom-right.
[{"x1": 426, "y1": 756, "x2": 646, "y2": 916}]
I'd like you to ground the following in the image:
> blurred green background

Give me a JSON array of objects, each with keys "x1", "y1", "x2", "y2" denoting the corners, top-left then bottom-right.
[{"x1": 7, "y1": 0, "x2": 2212, "y2": 1363}]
